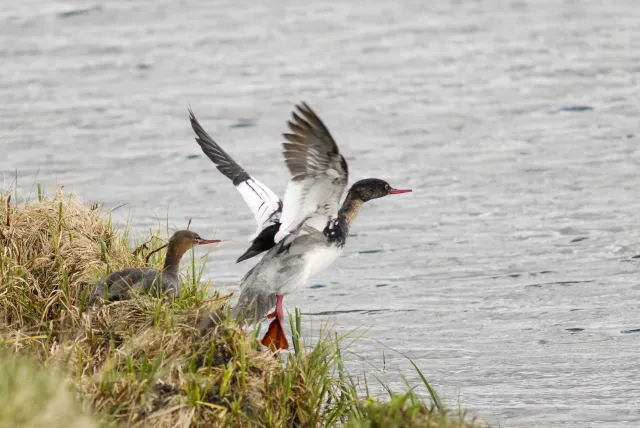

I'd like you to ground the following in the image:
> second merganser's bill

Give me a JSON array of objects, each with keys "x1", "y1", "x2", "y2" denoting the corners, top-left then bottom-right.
[
  {"x1": 189, "y1": 110, "x2": 283, "y2": 263},
  {"x1": 231, "y1": 102, "x2": 411, "y2": 351}
]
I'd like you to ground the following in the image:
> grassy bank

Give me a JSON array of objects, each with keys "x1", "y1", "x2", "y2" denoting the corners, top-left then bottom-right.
[{"x1": 0, "y1": 188, "x2": 485, "y2": 427}]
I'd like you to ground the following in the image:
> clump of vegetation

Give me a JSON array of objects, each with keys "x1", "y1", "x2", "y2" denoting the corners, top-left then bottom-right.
[
  {"x1": 0, "y1": 187, "x2": 137, "y2": 331},
  {"x1": 0, "y1": 351, "x2": 98, "y2": 428},
  {"x1": 0, "y1": 188, "x2": 486, "y2": 427}
]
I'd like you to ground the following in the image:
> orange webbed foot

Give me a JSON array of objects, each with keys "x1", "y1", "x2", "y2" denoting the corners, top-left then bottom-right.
[{"x1": 261, "y1": 319, "x2": 289, "y2": 351}]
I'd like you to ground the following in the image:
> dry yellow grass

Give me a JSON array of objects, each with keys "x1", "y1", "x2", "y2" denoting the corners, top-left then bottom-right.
[{"x1": 0, "y1": 188, "x2": 137, "y2": 330}]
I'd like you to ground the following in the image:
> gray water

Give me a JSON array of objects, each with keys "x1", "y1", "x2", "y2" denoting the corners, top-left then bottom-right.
[{"x1": 2, "y1": 0, "x2": 640, "y2": 426}]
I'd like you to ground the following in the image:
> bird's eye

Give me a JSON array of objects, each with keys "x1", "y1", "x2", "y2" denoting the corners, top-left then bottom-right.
[{"x1": 385, "y1": 184, "x2": 390, "y2": 190}]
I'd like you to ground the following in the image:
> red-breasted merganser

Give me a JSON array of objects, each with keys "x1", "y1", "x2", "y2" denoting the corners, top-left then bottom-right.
[
  {"x1": 231, "y1": 103, "x2": 412, "y2": 351},
  {"x1": 92, "y1": 230, "x2": 220, "y2": 302},
  {"x1": 190, "y1": 111, "x2": 283, "y2": 263}
]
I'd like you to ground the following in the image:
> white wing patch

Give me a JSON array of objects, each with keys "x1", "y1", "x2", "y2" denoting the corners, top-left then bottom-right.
[{"x1": 236, "y1": 177, "x2": 281, "y2": 240}]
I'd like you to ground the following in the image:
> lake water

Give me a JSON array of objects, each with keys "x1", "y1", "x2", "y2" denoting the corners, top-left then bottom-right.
[{"x1": 2, "y1": 0, "x2": 640, "y2": 426}]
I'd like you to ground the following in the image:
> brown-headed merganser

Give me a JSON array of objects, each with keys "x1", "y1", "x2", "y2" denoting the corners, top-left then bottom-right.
[
  {"x1": 92, "y1": 230, "x2": 220, "y2": 302},
  {"x1": 190, "y1": 111, "x2": 283, "y2": 263},
  {"x1": 231, "y1": 103, "x2": 412, "y2": 351}
]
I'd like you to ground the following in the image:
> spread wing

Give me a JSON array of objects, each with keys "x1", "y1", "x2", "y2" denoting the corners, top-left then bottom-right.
[
  {"x1": 274, "y1": 102, "x2": 349, "y2": 243},
  {"x1": 189, "y1": 109, "x2": 282, "y2": 237}
]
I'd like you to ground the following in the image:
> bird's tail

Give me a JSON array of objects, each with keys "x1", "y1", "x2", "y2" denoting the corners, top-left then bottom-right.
[{"x1": 231, "y1": 287, "x2": 276, "y2": 325}]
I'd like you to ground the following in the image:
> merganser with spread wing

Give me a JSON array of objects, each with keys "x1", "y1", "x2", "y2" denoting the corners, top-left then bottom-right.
[{"x1": 230, "y1": 103, "x2": 411, "y2": 351}]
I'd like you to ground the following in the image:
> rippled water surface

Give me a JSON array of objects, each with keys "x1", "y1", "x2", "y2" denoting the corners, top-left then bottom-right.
[{"x1": 2, "y1": 1, "x2": 640, "y2": 426}]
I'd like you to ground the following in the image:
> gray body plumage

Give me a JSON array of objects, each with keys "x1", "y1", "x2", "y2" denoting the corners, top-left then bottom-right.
[
  {"x1": 232, "y1": 226, "x2": 343, "y2": 323},
  {"x1": 231, "y1": 280, "x2": 277, "y2": 325},
  {"x1": 92, "y1": 266, "x2": 180, "y2": 302}
]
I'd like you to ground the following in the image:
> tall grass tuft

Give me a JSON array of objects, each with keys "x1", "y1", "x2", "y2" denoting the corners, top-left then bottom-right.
[{"x1": 0, "y1": 187, "x2": 486, "y2": 427}]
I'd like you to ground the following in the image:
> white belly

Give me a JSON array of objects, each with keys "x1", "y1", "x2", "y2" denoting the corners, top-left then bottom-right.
[
  {"x1": 267, "y1": 245, "x2": 342, "y2": 296},
  {"x1": 304, "y1": 245, "x2": 342, "y2": 278}
]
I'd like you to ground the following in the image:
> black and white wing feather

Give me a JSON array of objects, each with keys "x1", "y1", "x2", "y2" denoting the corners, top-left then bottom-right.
[
  {"x1": 189, "y1": 109, "x2": 282, "y2": 239},
  {"x1": 274, "y1": 102, "x2": 349, "y2": 243}
]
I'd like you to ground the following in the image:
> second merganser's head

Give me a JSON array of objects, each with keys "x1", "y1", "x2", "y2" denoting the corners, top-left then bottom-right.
[
  {"x1": 165, "y1": 230, "x2": 221, "y2": 264},
  {"x1": 169, "y1": 230, "x2": 221, "y2": 248},
  {"x1": 348, "y1": 178, "x2": 412, "y2": 202}
]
